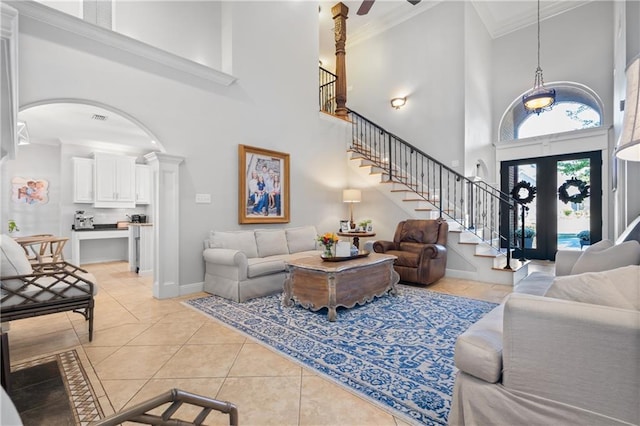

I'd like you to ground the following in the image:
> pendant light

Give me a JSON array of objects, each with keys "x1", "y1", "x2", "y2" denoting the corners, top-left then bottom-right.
[{"x1": 522, "y1": 0, "x2": 556, "y2": 115}]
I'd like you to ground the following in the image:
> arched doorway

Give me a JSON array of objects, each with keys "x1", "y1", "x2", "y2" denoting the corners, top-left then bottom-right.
[{"x1": 13, "y1": 99, "x2": 165, "y2": 289}]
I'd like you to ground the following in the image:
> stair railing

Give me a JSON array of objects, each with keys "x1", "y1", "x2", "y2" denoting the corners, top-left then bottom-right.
[
  {"x1": 348, "y1": 109, "x2": 516, "y2": 269},
  {"x1": 319, "y1": 67, "x2": 338, "y2": 115}
]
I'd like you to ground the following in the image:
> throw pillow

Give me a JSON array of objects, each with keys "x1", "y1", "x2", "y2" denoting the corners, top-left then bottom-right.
[
  {"x1": 545, "y1": 265, "x2": 639, "y2": 310},
  {"x1": 570, "y1": 240, "x2": 640, "y2": 275},
  {"x1": 255, "y1": 229, "x2": 289, "y2": 258},
  {"x1": 1, "y1": 233, "x2": 34, "y2": 291},
  {"x1": 285, "y1": 226, "x2": 318, "y2": 253},
  {"x1": 209, "y1": 231, "x2": 258, "y2": 259}
]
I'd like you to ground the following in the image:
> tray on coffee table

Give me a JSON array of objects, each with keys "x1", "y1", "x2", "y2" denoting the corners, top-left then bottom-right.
[{"x1": 320, "y1": 250, "x2": 370, "y2": 262}]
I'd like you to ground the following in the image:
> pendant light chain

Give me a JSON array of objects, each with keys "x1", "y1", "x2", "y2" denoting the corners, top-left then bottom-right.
[
  {"x1": 536, "y1": 0, "x2": 541, "y2": 71},
  {"x1": 522, "y1": 0, "x2": 556, "y2": 114}
]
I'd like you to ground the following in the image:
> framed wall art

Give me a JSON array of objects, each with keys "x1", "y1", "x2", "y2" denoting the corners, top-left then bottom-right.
[
  {"x1": 11, "y1": 177, "x2": 49, "y2": 205},
  {"x1": 238, "y1": 144, "x2": 290, "y2": 224}
]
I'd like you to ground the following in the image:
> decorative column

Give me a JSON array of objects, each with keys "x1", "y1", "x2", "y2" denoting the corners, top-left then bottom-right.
[
  {"x1": 332, "y1": 2, "x2": 348, "y2": 119},
  {"x1": 144, "y1": 152, "x2": 184, "y2": 299}
]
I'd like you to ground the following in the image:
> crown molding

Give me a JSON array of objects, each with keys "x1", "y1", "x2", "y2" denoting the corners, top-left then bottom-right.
[
  {"x1": 347, "y1": 1, "x2": 440, "y2": 49},
  {"x1": 472, "y1": 1, "x2": 592, "y2": 39},
  {"x1": 7, "y1": 0, "x2": 237, "y2": 87}
]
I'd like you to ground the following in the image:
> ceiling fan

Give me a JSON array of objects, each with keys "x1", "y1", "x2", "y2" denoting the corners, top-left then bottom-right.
[{"x1": 357, "y1": 0, "x2": 421, "y2": 16}]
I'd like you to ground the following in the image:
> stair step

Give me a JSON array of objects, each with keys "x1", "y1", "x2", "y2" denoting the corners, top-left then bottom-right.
[{"x1": 492, "y1": 258, "x2": 528, "y2": 272}]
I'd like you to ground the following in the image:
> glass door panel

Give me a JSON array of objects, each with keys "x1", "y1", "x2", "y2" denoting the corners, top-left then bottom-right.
[{"x1": 556, "y1": 158, "x2": 592, "y2": 250}]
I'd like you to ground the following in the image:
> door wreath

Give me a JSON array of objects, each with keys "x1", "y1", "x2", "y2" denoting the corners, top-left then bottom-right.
[
  {"x1": 510, "y1": 181, "x2": 537, "y2": 204},
  {"x1": 558, "y1": 177, "x2": 590, "y2": 204}
]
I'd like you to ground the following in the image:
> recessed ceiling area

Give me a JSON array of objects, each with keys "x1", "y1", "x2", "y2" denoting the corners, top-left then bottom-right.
[{"x1": 18, "y1": 102, "x2": 160, "y2": 154}]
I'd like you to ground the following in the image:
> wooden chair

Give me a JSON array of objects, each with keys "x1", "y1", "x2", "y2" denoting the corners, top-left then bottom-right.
[{"x1": 14, "y1": 235, "x2": 68, "y2": 265}]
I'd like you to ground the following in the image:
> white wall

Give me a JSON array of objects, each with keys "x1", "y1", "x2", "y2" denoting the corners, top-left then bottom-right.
[
  {"x1": 1, "y1": 143, "x2": 61, "y2": 236},
  {"x1": 113, "y1": 1, "x2": 222, "y2": 70},
  {"x1": 464, "y1": 3, "x2": 493, "y2": 180},
  {"x1": 347, "y1": 2, "x2": 466, "y2": 174},
  {"x1": 15, "y1": 1, "x2": 351, "y2": 287},
  {"x1": 492, "y1": 2, "x2": 614, "y2": 135}
]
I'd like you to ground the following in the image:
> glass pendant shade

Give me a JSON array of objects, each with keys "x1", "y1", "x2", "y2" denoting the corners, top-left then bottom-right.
[
  {"x1": 616, "y1": 56, "x2": 640, "y2": 162},
  {"x1": 523, "y1": 68, "x2": 556, "y2": 113}
]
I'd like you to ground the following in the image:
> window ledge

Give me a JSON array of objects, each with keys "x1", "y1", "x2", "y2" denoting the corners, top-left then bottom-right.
[{"x1": 494, "y1": 126, "x2": 610, "y2": 150}]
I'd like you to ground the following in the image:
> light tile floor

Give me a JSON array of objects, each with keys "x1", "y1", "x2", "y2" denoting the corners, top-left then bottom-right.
[{"x1": 5, "y1": 260, "x2": 552, "y2": 425}]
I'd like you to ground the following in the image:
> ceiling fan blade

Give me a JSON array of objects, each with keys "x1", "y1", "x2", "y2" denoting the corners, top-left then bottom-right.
[
  {"x1": 357, "y1": 0, "x2": 375, "y2": 16},
  {"x1": 407, "y1": 0, "x2": 421, "y2": 5}
]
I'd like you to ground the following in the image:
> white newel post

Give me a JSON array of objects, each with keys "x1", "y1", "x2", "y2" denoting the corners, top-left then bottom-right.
[{"x1": 144, "y1": 152, "x2": 184, "y2": 299}]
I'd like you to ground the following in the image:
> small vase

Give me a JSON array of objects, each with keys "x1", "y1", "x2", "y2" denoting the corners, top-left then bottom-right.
[{"x1": 323, "y1": 245, "x2": 333, "y2": 257}]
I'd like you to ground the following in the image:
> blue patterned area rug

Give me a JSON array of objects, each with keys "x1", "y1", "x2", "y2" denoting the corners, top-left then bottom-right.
[{"x1": 184, "y1": 286, "x2": 496, "y2": 425}]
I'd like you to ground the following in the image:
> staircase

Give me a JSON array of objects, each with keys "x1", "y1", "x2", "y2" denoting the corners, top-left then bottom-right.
[{"x1": 346, "y1": 110, "x2": 528, "y2": 286}]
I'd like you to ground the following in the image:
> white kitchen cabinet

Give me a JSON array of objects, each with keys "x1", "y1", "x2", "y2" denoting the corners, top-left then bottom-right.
[
  {"x1": 93, "y1": 153, "x2": 136, "y2": 208},
  {"x1": 72, "y1": 157, "x2": 94, "y2": 203},
  {"x1": 135, "y1": 164, "x2": 151, "y2": 205}
]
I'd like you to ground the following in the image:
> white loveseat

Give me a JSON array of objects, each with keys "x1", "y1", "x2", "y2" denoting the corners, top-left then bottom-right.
[
  {"x1": 202, "y1": 226, "x2": 320, "y2": 302},
  {"x1": 449, "y1": 239, "x2": 640, "y2": 425}
]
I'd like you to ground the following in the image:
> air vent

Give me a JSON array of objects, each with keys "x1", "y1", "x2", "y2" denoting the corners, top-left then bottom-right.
[{"x1": 91, "y1": 114, "x2": 108, "y2": 121}]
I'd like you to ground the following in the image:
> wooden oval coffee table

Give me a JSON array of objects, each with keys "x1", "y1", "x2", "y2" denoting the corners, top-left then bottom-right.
[{"x1": 282, "y1": 252, "x2": 399, "y2": 321}]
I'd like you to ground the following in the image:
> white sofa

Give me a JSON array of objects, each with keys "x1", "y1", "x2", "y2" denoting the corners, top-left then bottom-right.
[
  {"x1": 202, "y1": 226, "x2": 320, "y2": 302},
  {"x1": 449, "y1": 239, "x2": 640, "y2": 426}
]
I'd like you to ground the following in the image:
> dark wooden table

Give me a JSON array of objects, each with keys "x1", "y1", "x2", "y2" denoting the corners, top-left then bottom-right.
[{"x1": 337, "y1": 231, "x2": 376, "y2": 249}]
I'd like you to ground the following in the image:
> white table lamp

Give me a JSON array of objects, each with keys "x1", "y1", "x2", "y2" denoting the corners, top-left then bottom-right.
[{"x1": 342, "y1": 189, "x2": 361, "y2": 230}]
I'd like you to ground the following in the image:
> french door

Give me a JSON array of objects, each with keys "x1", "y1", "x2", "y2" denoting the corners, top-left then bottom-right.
[{"x1": 500, "y1": 151, "x2": 602, "y2": 260}]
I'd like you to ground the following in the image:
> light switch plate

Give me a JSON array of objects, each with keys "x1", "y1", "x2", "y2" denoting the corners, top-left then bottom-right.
[{"x1": 195, "y1": 193, "x2": 211, "y2": 204}]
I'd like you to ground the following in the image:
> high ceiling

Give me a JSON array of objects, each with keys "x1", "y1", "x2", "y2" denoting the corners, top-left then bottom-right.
[
  {"x1": 319, "y1": 0, "x2": 590, "y2": 70},
  {"x1": 21, "y1": 1, "x2": 590, "y2": 150}
]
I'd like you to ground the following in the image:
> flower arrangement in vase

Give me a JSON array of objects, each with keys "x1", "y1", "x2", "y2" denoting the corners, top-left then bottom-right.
[{"x1": 317, "y1": 232, "x2": 340, "y2": 257}]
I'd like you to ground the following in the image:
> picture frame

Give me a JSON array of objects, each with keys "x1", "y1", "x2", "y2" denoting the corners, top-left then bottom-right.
[
  {"x1": 340, "y1": 220, "x2": 350, "y2": 233},
  {"x1": 11, "y1": 177, "x2": 49, "y2": 205},
  {"x1": 239, "y1": 144, "x2": 290, "y2": 224}
]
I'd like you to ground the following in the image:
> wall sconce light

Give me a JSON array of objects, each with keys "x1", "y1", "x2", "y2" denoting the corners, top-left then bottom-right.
[
  {"x1": 342, "y1": 188, "x2": 361, "y2": 229},
  {"x1": 390, "y1": 97, "x2": 407, "y2": 110},
  {"x1": 616, "y1": 56, "x2": 640, "y2": 162}
]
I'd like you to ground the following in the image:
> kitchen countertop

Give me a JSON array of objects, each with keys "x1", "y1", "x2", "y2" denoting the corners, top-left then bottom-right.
[{"x1": 72, "y1": 224, "x2": 128, "y2": 231}]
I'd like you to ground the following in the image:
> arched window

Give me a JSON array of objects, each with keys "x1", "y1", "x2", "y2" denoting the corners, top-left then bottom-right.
[{"x1": 499, "y1": 82, "x2": 603, "y2": 141}]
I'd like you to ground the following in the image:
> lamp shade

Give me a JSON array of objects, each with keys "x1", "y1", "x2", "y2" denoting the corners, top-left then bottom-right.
[
  {"x1": 342, "y1": 189, "x2": 361, "y2": 203},
  {"x1": 617, "y1": 56, "x2": 640, "y2": 162}
]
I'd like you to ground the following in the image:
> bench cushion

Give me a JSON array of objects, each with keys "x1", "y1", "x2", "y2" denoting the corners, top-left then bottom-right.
[{"x1": 1, "y1": 272, "x2": 97, "y2": 307}]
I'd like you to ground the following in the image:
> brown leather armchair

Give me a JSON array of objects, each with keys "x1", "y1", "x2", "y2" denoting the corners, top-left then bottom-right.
[{"x1": 373, "y1": 219, "x2": 448, "y2": 285}]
